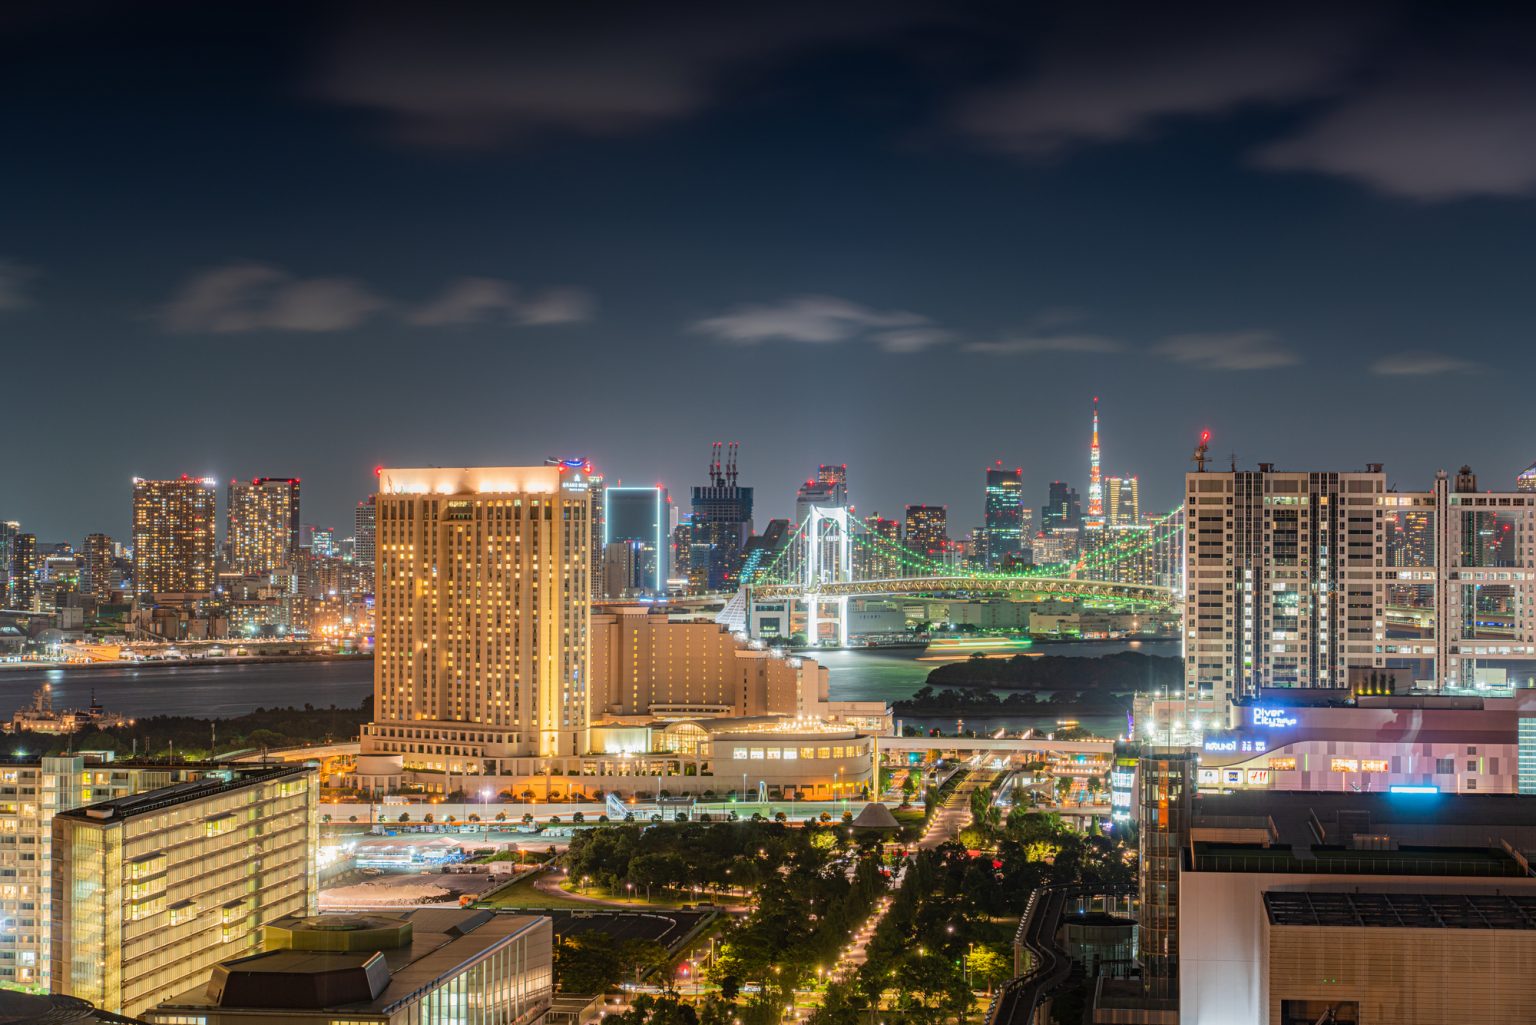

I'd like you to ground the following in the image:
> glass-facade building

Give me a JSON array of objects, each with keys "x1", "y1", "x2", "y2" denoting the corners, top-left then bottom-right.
[{"x1": 604, "y1": 486, "x2": 668, "y2": 595}]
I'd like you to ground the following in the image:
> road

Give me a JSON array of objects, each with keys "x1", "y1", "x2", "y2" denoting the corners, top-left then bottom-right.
[
  {"x1": 824, "y1": 766, "x2": 996, "y2": 991},
  {"x1": 918, "y1": 766, "x2": 996, "y2": 851}
]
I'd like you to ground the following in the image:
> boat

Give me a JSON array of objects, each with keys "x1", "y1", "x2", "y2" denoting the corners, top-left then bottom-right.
[
  {"x1": 5, "y1": 685, "x2": 135, "y2": 735},
  {"x1": 917, "y1": 635, "x2": 1036, "y2": 661}
]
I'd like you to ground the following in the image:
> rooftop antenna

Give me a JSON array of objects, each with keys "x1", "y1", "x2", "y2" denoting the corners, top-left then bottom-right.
[
  {"x1": 726, "y1": 442, "x2": 739, "y2": 487},
  {"x1": 709, "y1": 442, "x2": 722, "y2": 487},
  {"x1": 1192, "y1": 430, "x2": 1210, "y2": 473}
]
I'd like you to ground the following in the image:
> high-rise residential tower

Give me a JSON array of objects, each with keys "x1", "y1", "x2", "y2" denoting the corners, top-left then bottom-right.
[
  {"x1": 903, "y1": 505, "x2": 948, "y2": 559},
  {"x1": 10, "y1": 532, "x2": 37, "y2": 611},
  {"x1": 131, "y1": 477, "x2": 218, "y2": 599},
  {"x1": 1085, "y1": 397, "x2": 1105, "y2": 530},
  {"x1": 83, "y1": 533, "x2": 115, "y2": 603},
  {"x1": 226, "y1": 478, "x2": 300, "y2": 576},
  {"x1": 361, "y1": 466, "x2": 592, "y2": 764},
  {"x1": 983, "y1": 463, "x2": 1025, "y2": 569},
  {"x1": 353, "y1": 494, "x2": 376, "y2": 593}
]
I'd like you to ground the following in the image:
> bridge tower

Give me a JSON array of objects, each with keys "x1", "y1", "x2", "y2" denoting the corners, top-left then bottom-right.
[{"x1": 804, "y1": 506, "x2": 854, "y2": 646}]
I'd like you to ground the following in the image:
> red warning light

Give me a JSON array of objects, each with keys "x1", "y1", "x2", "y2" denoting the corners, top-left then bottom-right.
[
  {"x1": 374, "y1": 466, "x2": 383, "y2": 477},
  {"x1": 1200, "y1": 430, "x2": 1211, "y2": 443}
]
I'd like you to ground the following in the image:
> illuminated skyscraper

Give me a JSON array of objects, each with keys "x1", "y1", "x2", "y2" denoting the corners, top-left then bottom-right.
[
  {"x1": 1107, "y1": 476, "x2": 1140, "y2": 526},
  {"x1": 690, "y1": 443, "x2": 753, "y2": 590},
  {"x1": 83, "y1": 533, "x2": 115, "y2": 603},
  {"x1": 604, "y1": 486, "x2": 669, "y2": 595},
  {"x1": 0, "y1": 520, "x2": 18, "y2": 608},
  {"x1": 353, "y1": 494, "x2": 376, "y2": 593},
  {"x1": 1085, "y1": 397, "x2": 1105, "y2": 530},
  {"x1": 547, "y1": 458, "x2": 603, "y2": 597},
  {"x1": 10, "y1": 532, "x2": 37, "y2": 611},
  {"x1": 795, "y1": 464, "x2": 849, "y2": 525},
  {"x1": 1042, "y1": 481, "x2": 1081, "y2": 532},
  {"x1": 132, "y1": 477, "x2": 218, "y2": 599},
  {"x1": 1519, "y1": 460, "x2": 1536, "y2": 492},
  {"x1": 983, "y1": 463, "x2": 1024, "y2": 569},
  {"x1": 361, "y1": 466, "x2": 591, "y2": 763},
  {"x1": 308, "y1": 525, "x2": 336, "y2": 557},
  {"x1": 904, "y1": 505, "x2": 948, "y2": 559},
  {"x1": 226, "y1": 478, "x2": 300, "y2": 576}
]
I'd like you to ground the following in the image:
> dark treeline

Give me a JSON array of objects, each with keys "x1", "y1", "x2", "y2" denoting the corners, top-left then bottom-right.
[
  {"x1": 925, "y1": 650, "x2": 1181, "y2": 691},
  {"x1": 34, "y1": 698, "x2": 371, "y2": 758}
]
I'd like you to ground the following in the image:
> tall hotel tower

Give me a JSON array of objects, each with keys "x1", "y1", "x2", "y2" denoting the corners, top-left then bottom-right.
[{"x1": 361, "y1": 467, "x2": 591, "y2": 768}]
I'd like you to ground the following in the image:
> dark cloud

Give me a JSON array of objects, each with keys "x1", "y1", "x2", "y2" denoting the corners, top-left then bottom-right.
[
  {"x1": 692, "y1": 295, "x2": 936, "y2": 348},
  {"x1": 315, "y1": 2, "x2": 940, "y2": 147},
  {"x1": 161, "y1": 264, "x2": 388, "y2": 333},
  {"x1": 953, "y1": 6, "x2": 1375, "y2": 157},
  {"x1": 963, "y1": 335, "x2": 1124, "y2": 356},
  {"x1": 1255, "y1": 63, "x2": 1536, "y2": 199}
]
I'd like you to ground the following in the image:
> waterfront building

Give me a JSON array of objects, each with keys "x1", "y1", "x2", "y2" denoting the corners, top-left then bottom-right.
[
  {"x1": 548, "y1": 459, "x2": 604, "y2": 599},
  {"x1": 1031, "y1": 527, "x2": 1078, "y2": 567},
  {"x1": 604, "y1": 486, "x2": 668, "y2": 596},
  {"x1": 362, "y1": 466, "x2": 591, "y2": 767},
  {"x1": 51, "y1": 765, "x2": 318, "y2": 1017},
  {"x1": 689, "y1": 443, "x2": 753, "y2": 590},
  {"x1": 131, "y1": 476, "x2": 218, "y2": 599},
  {"x1": 1042, "y1": 481, "x2": 1081, "y2": 533},
  {"x1": 226, "y1": 478, "x2": 300, "y2": 577},
  {"x1": 353, "y1": 495, "x2": 376, "y2": 595},
  {"x1": 82, "y1": 533, "x2": 115, "y2": 604},
  {"x1": 1185, "y1": 461, "x2": 1536, "y2": 707},
  {"x1": 983, "y1": 463, "x2": 1025, "y2": 569},
  {"x1": 736, "y1": 518, "x2": 791, "y2": 586},
  {"x1": 903, "y1": 504, "x2": 947, "y2": 560},
  {"x1": 145, "y1": 910, "x2": 552, "y2": 1025},
  {"x1": 1106, "y1": 476, "x2": 1139, "y2": 527}
]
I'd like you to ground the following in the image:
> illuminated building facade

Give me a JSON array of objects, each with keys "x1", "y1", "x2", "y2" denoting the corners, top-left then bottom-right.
[
  {"x1": 0, "y1": 520, "x2": 17, "y2": 608},
  {"x1": 1042, "y1": 481, "x2": 1081, "y2": 533},
  {"x1": 0, "y1": 756, "x2": 241, "y2": 995},
  {"x1": 226, "y1": 477, "x2": 300, "y2": 577},
  {"x1": 857, "y1": 514, "x2": 901, "y2": 580},
  {"x1": 353, "y1": 494, "x2": 376, "y2": 595},
  {"x1": 1106, "y1": 475, "x2": 1140, "y2": 526},
  {"x1": 795, "y1": 464, "x2": 848, "y2": 526},
  {"x1": 604, "y1": 486, "x2": 668, "y2": 596},
  {"x1": 1519, "y1": 459, "x2": 1536, "y2": 492},
  {"x1": 361, "y1": 466, "x2": 592, "y2": 767},
  {"x1": 10, "y1": 531, "x2": 37, "y2": 611},
  {"x1": 51, "y1": 765, "x2": 318, "y2": 1018},
  {"x1": 1186, "y1": 461, "x2": 1536, "y2": 709},
  {"x1": 903, "y1": 504, "x2": 948, "y2": 559},
  {"x1": 983, "y1": 464, "x2": 1025, "y2": 569},
  {"x1": 689, "y1": 443, "x2": 753, "y2": 591},
  {"x1": 131, "y1": 476, "x2": 218, "y2": 599},
  {"x1": 83, "y1": 533, "x2": 115, "y2": 603}
]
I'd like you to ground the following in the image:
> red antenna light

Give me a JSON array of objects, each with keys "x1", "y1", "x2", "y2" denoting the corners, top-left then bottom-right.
[{"x1": 374, "y1": 466, "x2": 383, "y2": 476}]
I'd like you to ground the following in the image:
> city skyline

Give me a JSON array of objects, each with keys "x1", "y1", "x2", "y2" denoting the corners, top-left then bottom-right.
[{"x1": 7, "y1": 3, "x2": 1536, "y2": 541}]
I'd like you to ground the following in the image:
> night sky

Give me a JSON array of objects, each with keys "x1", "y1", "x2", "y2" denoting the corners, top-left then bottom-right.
[{"x1": 7, "y1": 2, "x2": 1536, "y2": 545}]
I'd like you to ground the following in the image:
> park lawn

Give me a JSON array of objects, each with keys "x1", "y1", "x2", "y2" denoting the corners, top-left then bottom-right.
[{"x1": 478, "y1": 874, "x2": 595, "y2": 910}]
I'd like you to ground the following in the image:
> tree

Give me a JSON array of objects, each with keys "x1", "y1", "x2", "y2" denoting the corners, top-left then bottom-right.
[
  {"x1": 555, "y1": 932, "x2": 623, "y2": 993},
  {"x1": 965, "y1": 945, "x2": 1011, "y2": 993},
  {"x1": 1054, "y1": 776, "x2": 1074, "y2": 803}
]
